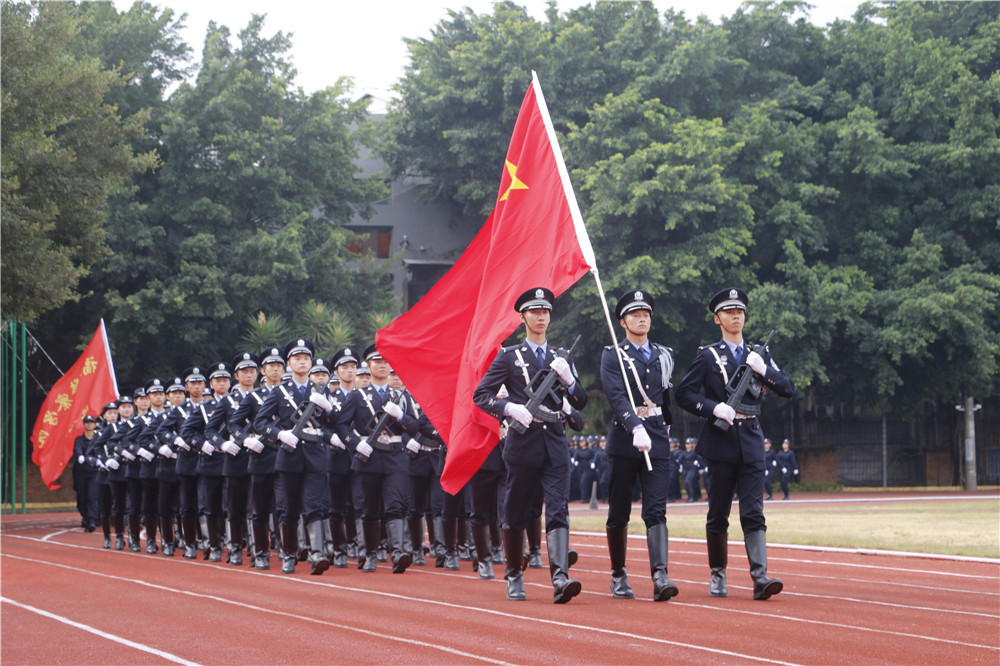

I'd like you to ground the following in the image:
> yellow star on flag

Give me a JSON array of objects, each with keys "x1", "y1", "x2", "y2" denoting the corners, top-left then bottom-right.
[{"x1": 500, "y1": 160, "x2": 528, "y2": 201}]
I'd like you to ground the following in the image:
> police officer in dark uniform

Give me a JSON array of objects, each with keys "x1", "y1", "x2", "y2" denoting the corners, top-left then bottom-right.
[
  {"x1": 763, "y1": 438, "x2": 777, "y2": 500},
  {"x1": 205, "y1": 353, "x2": 258, "y2": 565},
  {"x1": 675, "y1": 288, "x2": 795, "y2": 600},
  {"x1": 156, "y1": 366, "x2": 209, "y2": 559},
  {"x1": 776, "y1": 439, "x2": 799, "y2": 500},
  {"x1": 473, "y1": 287, "x2": 587, "y2": 603},
  {"x1": 253, "y1": 339, "x2": 332, "y2": 575},
  {"x1": 322, "y1": 347, "x2": 357, "y2": 568},
  {"x1": 107, "y1": 396, "x2": 136, "y2": 550},
  {"x1": 73, "y1": 415, "x2": 100, "y2": 531},
  {"x1": 85, "y1": 402, "x2": 121, "y2": 548},
  {"x1": 132, "y1": 379, "x2": 167, "y2": 553},
  {"x1": 600, "y1": 289, "x2": 679, "y2": 601},
  {"x1": 325, "y1": 343, "x2": 421, "y2": 575},
  {"x1": 122, "y1": 386, "x2": 160, "y2": 553},
  {"x1": 666, "y1": 437, "x2": 683, "y2": 502},
  {"x1": 180, "y1": 362, "x2": 231, "y2": 562},
  {"x1": 681, "y1": 437, "x2": 703, "y2": 501},
  {"x1": 229, "y1": 347, "x2": 284, "y2": 569},
  {"x1": 152, "y1": 377, "x2": 186, "y2": 556}
]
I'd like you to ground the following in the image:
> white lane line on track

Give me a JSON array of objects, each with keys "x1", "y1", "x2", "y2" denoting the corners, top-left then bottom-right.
[
  {"x1": 41, "y1": 529, "x2": 74, "y2": 542},
  {"x1": 1, "y1": 553, "x2": 514, "y2": 666},
  {"x1": 572, "y1": 531, "x2": 1000, "y2": 566},
  {"x1": 2, "y1": 550, "x2": 799, "y2": 666},
  {"x1": 5, "y1": 534, "x2": 999, "y2": 655},
  {"x1": 0, "y1": 596, "x2": 201, "y2": 665}
]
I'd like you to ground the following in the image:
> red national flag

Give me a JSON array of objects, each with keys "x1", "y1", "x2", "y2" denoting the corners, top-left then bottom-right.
[
  {"x1": 377, "y1": 73, "x2": 596, "y2": 494},
  {"x1": 30, "y1": 320, "x2": 119, "y2": 490}
]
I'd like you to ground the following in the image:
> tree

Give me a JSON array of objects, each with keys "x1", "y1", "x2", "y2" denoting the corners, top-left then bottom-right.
[{"x1": 1, "y1": 1, "x2": 158, "y2": 323}]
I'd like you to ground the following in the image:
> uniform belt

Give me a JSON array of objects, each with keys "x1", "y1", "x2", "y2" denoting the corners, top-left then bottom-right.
[
  {"x1": 635, "y1": 405, "x2": 662, "y2": 419},
  {"x1": 418, "y1": 444, "x2": 438, "y2": 452},
  {"x1": 734, "y1": 413, "x2": 756, "y2": 420}
]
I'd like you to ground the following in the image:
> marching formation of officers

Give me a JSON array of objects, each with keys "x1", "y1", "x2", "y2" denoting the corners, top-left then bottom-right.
[{"x1": 74, "y1": 285, "x2": 794, "y2": 604}]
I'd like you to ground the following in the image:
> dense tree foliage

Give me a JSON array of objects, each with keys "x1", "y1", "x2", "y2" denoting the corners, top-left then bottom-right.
[
  {"x1": 1, "y1": 1, "x2": 158, "y2": 323},
  {"x1": 22, "y1": 4, "x2": 393, "y2": 384},
  {"x1": 383, "y1": 0, "x2": 1000, "y2": 413}
]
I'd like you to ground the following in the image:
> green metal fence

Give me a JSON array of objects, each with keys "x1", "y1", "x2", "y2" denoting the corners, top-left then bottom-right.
[{"x1": 2, "y1": 319, "x2": 28, "y2": 513}]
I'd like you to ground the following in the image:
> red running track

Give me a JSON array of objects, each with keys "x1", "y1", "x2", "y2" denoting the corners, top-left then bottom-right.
[{"x1": 2, "y1": 496, "x2": 998, "y2": 665}]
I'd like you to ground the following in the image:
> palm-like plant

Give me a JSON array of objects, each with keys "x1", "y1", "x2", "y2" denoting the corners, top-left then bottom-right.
[{"x1": 241, "y1": 311, "x2": 292, "y2": 353}]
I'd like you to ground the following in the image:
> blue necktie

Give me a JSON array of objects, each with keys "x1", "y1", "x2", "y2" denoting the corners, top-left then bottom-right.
[
  {"x1": 734, "y1": 346, "x2": 743, "y2": 364},
  {"x1": 298, "y1": 385, "x2": 307, "y2": 401},
  {"x1": 640, "y1": 346, "x2": 649, "y2": 363},
  {"x1": 535, "y1": 347, "x2": 546, "y2": 367}
]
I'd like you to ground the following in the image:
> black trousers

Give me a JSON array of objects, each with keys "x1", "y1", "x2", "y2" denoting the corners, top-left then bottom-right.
[
  {"x1": 177, "y1": 474, "x2": 198, "y2": 518},
  {"x1": 408, "y1": 471, "x2": 434, "y2": 518},
  {"x1": 126, "y1": 477, "x2": 143, "y2": 518},
  {"x1": 141, "y1": 478, "x2": 159, "y2": 517},
  {"x1": 503, "y1": 459, "x2": 569, "y2": 533},
  {"x1": 279, "y1": 470, "x2": 329, "y2": 525},
  {"x1": 328, "y1": 471, "x2": 352, "y2": 523},
  {"x1": 157, "y1": 479, "x2": 178, "y2": 520},
  {"x1": 606, "y1": 455, "x2": 670, "y2": 530},
  {"x1": 705, "y1": 455, "x2": 766, "y2": 535},
  {"x1": 109, "y1": 480, "x2": 127, "y2": 517},
  {"x1": 226, "y1": 475, "x2": 251, "y2": 524},
  {"x1": 469, "y1": 466, "x2": 504, "y2": 527},
  {"x1": 357, "y1": 470, "x2": 409, "y2": 521}
]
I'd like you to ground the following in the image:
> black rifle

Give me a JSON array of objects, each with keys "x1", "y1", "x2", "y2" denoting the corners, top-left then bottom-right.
[
  {"x1": 282, "y1": 394, "x2": 321, "y2": 453},
  {"x1": 509, "y1": 334, "x2": 582, "y2": 436},
  {"x1": 355, "y1": 393, "x2": 405, "y2": 463},
  {"x1": 712, "y1": 329, "x2": 775, "y2": 432}
]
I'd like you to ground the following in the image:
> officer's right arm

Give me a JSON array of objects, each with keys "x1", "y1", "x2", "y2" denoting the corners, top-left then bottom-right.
[
  {"x1": 674, "y1": 349, "x2": 717, "y2": 419},
  {"x1": 252, "y1": 389, "x2": 282, "y2": 445},
  {"x1": 473, "y1": 350, "x2": 509, "y2": 420}
]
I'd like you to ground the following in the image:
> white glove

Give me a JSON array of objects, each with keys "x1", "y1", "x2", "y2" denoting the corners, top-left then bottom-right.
[
  {"x1": 561, "y1": 397, "x2": 573, "y2": 415},
  {"x1": 497, "y1": 384, "x2": 508, "y2": 399},
  {"x1": 506, "y1": 403, "x2": 533, "y2": 428},
  {"x1": 96, "y1": 460, "x2": 107, "y2": 470},
  {"x1": 137, "y1": 448, "x2": 155, "y2": 462},
  {"x1": 329, "y1": 433, "x2": 345, "y2": 450},
  {"x1": 632, "y1": 427, "x2": 652, "y2": 452},
  {"x1": 678, "y1": 465, "x2": 683, "y2": 473},
  {"x1": 105, "y1": 458, "x2": 120, "y2": 470},
  {"x1": 356, "y1": 441, "x2": 373, "y2": 458},
  {"x1": 793, "y1": 469, "x2": 799, "y2": 475},
  {"x1": 772, "y1": 460, "x2": 777, "y2": 467},
  {"x1": 221, "y1": 440, "x2": 240, "y2": 456},
  {"x1": 158, "y1": 444, "x2": 175, "y2": 458},
  {"x1": 713, "y1": 403, "x2": 736, "y2": 424},
  {"x1": 243, "y1": 437, "x2": 264, "y2": 454},
  {"x1": 309, "y1": 392, "x2": 333, "y2": 412},
  {"x1": 277, "y1": 430, "x2": 298, "y2": 449},
  {"x1": 782, "y1": 467, "x2": 788, "y2": 474},
  {"x1": 746, "y1": 350, "x2": 767, "y2": 375},
  {"x1": 550, "y1": 357, "x2": 574, "y2": 384},
  {"x1": 173, "y1": 436, "x2": 190, "y2": 451},
  {"x1": 120, "y1": 449, "x2": 136, "y2": 461},
  {"x1": 77, "y1": 455, "x2": 85, "y2": 464},
  {"x1": 383, "y1": 401, "x2": 403, "y2": 420},
  {"x1": 200, "y1": 442, "x2": 215, "y2": 456},
  {"x1": 405, "y1": 440, "x2": 421, "y2": 453}
]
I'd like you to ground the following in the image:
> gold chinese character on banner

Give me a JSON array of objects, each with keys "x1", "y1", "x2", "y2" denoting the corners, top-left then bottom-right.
[
  {"x1": 37, "y1": 431, "x2": 49, "y2": 447},
  {"x1": 43, "y1": 410, "x2": 59, "y2": 426},
  {"x1": 82, "y1": 357, "x2": 98, "y2": 375},
  {"x1": 55, "y1": 394, "x2": 72, "y2": 412},
  {"x1": 70, "y1": 378, "x2": 79, "y2": 394}
]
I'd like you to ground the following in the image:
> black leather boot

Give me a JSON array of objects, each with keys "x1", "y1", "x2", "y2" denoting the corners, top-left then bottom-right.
[
  {"x1": 128, "y1": 515, "x2": 142, "y2": 552},
  {"x1": 431, "y1": 516, "x2": 446, "y2": 567},
  {"x1": 407, "y1": 516, "x2": 426, "y2": 566},
  {"x1": 745, "y1": 530, "x2": 782, "y2": 600},
  {"x1": 547, "y1": 527, "x2": 581, "y2": 604},
  {"x1": 101, "y1": 515, "x2": 112, "y2": 549},
  {"x1": 502, "y1": 528, "x2": 526, "y2": 600},
  {"x1": 361, "y1": 521, "x2": 380, "y2": 572},
  {"x1": 229, "y1": 519, "x2": 244, "y2": 566},
  {"x1": 252, "y1": 520, "x2": 270, "y2": 569},
  {"x1": 307, "y1": 520, "x2": 330, "y2": 575},
  {"x1": 159, "y1": 517, "x2": 175, "y2": 556},
  {"x1": 490, "y1": 522, "x2": 504, "y2": 564},
  {"x1": 647, "y1": 524, "x2": 678, "y2": 601},
  {"x1": 442, "y1": 518, "x2": 460, "y2": 570},
  {"x1": 387, "y1": 518, "x2": 412, "y2": 574},
  {"x1": 607, "y1": 526, "x2": 634, "y2": 599},
  {"x1": 280, "y1": 522, "x2": 298, "y2": 574},
  {"x1": 471, "y1": 523, "x2": 494, "y2": 580},
  {"x1": 706, "y1": 530, "x2": 728, "y2": 597},
  {"x1": 181, "y1": 516, "x2": 199, "y2": 558},
  {"x1": 297, "y1": 519, "x2": 309, "y2": 562},
  {"x1": 144, "y1": 515, "x2": 159, "y2": 554},
  {"x1": 524, "y1": 518, "x2": 543, "y2": 568},
  {"x1": 114, "y1": 515, "x2": 125, "y2": 550},
  {"x1": 330, "y1": 519, "x2": 349, "y2": 568},
  {"x1": 206, "y1": 517, "x2": 223, "y2": 562}
]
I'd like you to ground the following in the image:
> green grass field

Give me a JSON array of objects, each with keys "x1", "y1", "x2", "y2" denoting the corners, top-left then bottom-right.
[{"x1": 571, "y1": 497, "x2": 1000, "y2": 558}]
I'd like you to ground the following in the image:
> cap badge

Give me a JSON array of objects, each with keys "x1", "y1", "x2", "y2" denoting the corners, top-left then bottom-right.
[
  {"x1": 192, "y1": 367, "x2": 200, "y2": 374},
  {"x1": 297, "y1": 339, "x2": 305, "y2": 346},
  {"x1": 729, "y1": 289, "x2": 738, "y2": 299},
  {"x1": 534, "y1": 288, "x2": 544, "y2": 299},
  {"x1": 635, "y1": 291, "x2": 644, "y2": 301}
]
